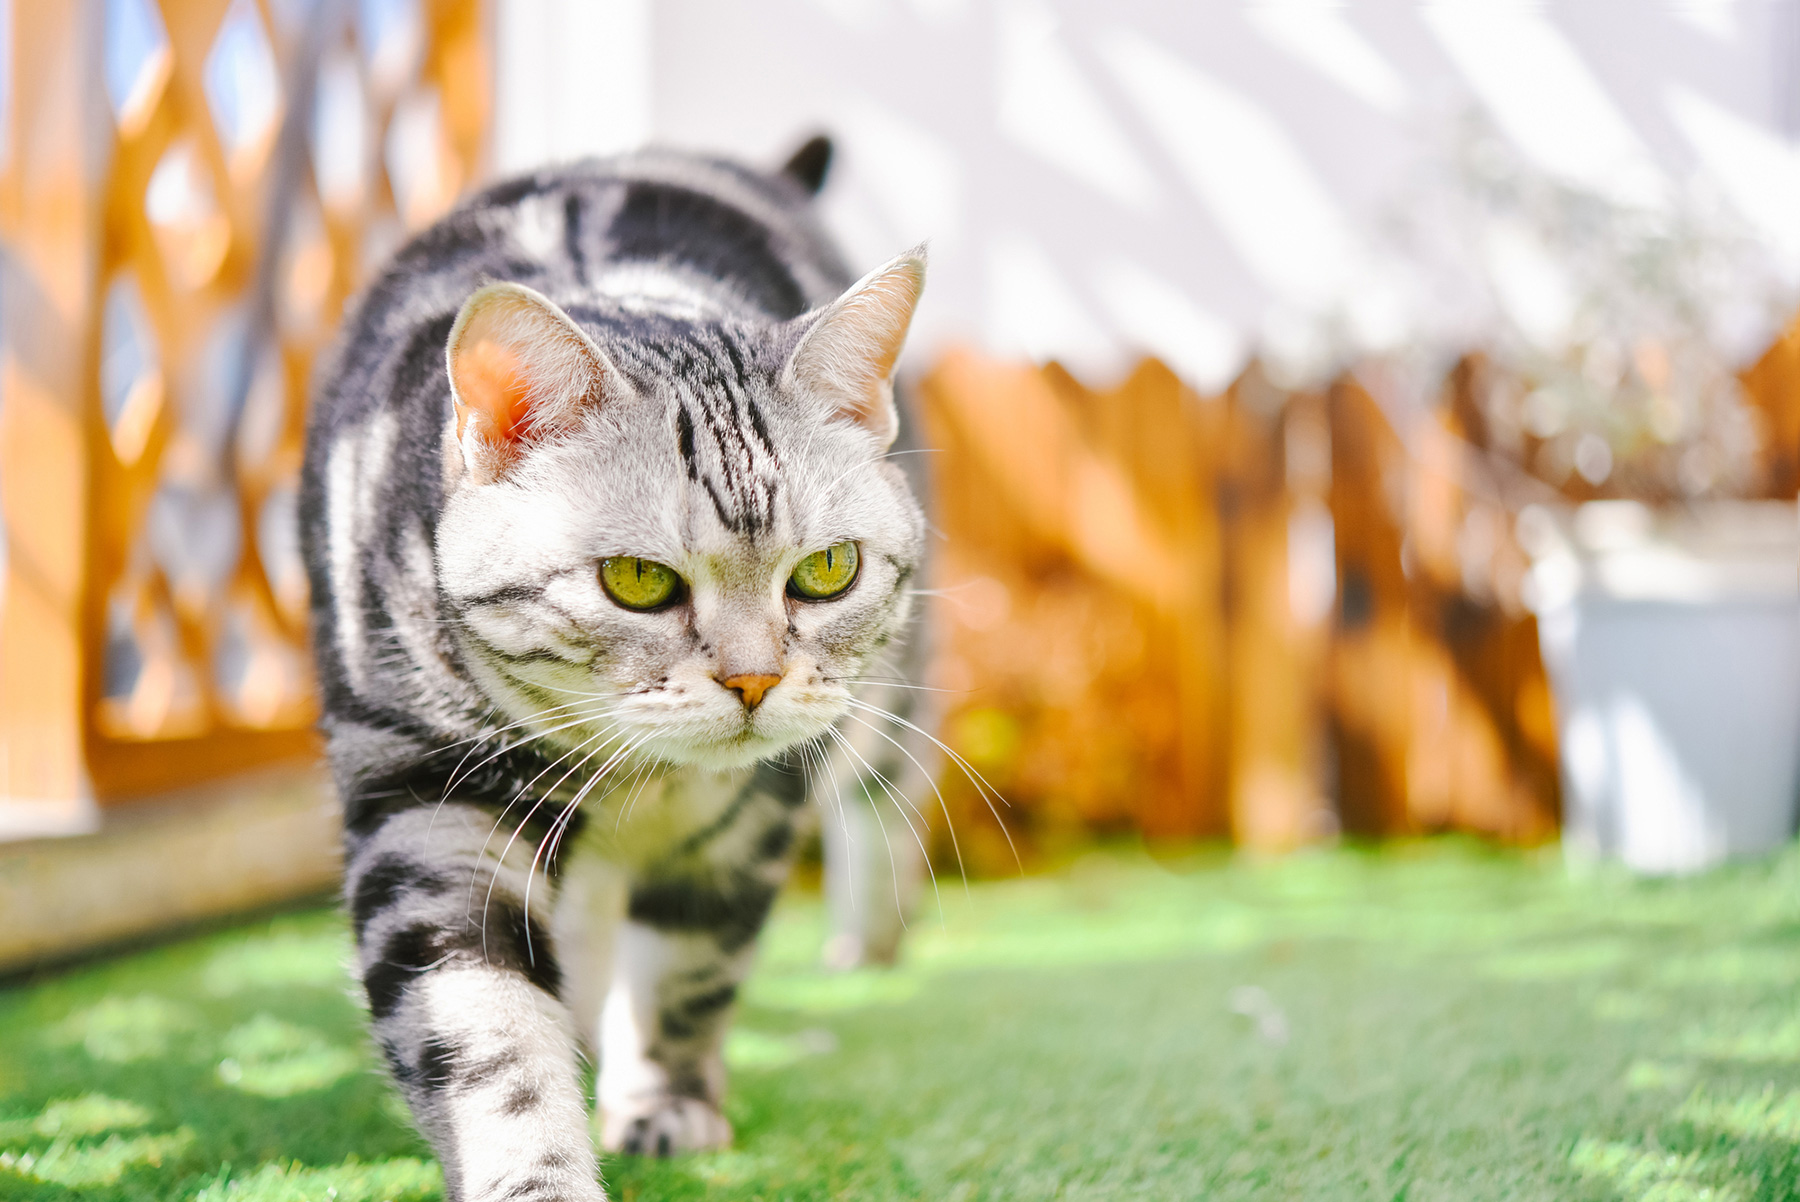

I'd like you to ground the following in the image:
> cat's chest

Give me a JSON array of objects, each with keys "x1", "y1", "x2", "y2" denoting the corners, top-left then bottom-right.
[{"x1": 569, "y1": 764, "x2": 759, "y2": 871}]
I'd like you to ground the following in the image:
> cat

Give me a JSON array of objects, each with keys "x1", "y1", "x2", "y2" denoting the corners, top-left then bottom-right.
[{"x1": 298, "y1": 139, "x2": 938, "y2": 1201}]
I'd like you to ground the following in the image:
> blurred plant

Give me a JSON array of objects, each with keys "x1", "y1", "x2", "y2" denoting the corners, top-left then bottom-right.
[{"x1": 1394, "y1": 110, "x2": 1792, "y2": 501}]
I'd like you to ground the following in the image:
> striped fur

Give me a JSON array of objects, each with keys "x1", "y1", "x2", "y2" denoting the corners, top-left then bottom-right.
[{"x1": 299, "y1": 148, "x2": 938, "y2": 1202}]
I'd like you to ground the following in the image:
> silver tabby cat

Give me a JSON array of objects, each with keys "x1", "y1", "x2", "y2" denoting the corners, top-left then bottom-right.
[{"x1": 298, "y1": 142, "x2": 936, "y2": 1202}]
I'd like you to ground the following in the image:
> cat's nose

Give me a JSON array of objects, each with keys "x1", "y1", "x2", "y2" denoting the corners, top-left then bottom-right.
[{"x1": 718, "y1": 672, "x2": 782, "y2": 710}]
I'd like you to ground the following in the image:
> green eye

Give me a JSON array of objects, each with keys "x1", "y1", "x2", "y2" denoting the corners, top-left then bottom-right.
[
  {"x1": 599, "y1": 557, "x2": 684, "y2": 611},
  {"x1": 789, "y1": 542, "x2": 861, "y2": 600}
]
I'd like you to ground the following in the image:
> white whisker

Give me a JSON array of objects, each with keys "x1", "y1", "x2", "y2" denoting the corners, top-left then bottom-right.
[
  {"x1": 497, "y1": 723, "x2": 650, "y2": 965},
  {"x1": 840, "y1": 709, "x2": 968, "y2": 895},
  {"x1": 825, "y1": 723, "x2": 941, "y2": 927},
  {"x1": 473, "y1": 723, "x2": 625, "y2": 959},
  {"x1": 844, "y1": 697, "x2": 1022, "y2": 873}
]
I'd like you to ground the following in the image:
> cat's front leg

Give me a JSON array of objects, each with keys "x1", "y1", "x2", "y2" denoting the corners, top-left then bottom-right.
[
  {"x1": 820, "y1": 783, "x2": 925, "y2": 968},
  {"x1": 348, "y1": 803, "x2": 605, "y2": 1202},
  {"x1": 596, "y1": 858, "x2": 789, "y2": 1156},
  {"x1": 818, "y1": 679, "x2": 942, "y2": 969}
]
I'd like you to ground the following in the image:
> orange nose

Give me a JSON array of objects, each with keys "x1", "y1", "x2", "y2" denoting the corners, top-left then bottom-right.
[{"x1": 719, "y1": 672, "x2": 782, "y2": 710}]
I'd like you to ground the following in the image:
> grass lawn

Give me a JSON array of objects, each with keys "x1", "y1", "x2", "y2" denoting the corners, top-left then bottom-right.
[{"x1": 3, "y1": 840, "x2": 1800, "y2": 1200}]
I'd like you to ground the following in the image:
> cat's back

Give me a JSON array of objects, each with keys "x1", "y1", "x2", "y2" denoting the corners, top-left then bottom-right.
[{"x1": 313, "y1": 151, "x2": 851, "y2": 435}]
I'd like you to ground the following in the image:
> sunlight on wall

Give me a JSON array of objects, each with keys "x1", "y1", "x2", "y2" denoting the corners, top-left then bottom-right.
[
  {"x1": 1482, "y1": 220, "x2": 1577, "y2": 353},
  {"x1": 1099, "y1": 29, "x2": 1363, "y2": 314},
  {"x1": 1090, "y1": 258, "x2": 1245, "y2": 396},
  {"x1": 1674, "y1": 0, "x2": 1743, "y2": 41},
  {"x1": 995, "y1": 0, "x2": 1158, "y2": 212},
  {"x1": 822, "y1": 97, "x2": 963, "y2": 252},
  {"x1": 1423, "y1": 3, "x2": 1666, "y2": 208},
  {"x1": 495, "y1": 0, "x2": 650, "y2": 173},
  {"x1": 983, "y1": 229, "x2": 1111, "y2": 369},
  {"x1": 493, "y1": 0, "x2": 1797, "y2": 390},
  {"x1": 1247, "y1": 0, "x2": 1408, "y2": 116},
  {"x1": 1667, "y1": 85, "x2": 1800, "y2": 276}
]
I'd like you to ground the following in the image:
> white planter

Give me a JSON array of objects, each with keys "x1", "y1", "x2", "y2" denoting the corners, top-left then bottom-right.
[{"x1": 1523, "y1": 501, "x2": 1800, "y2": 874}]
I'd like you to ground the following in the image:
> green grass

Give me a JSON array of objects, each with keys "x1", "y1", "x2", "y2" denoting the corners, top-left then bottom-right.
[{"x1": 4, "y1": 840, "x2": 1800, "y2": 1200}]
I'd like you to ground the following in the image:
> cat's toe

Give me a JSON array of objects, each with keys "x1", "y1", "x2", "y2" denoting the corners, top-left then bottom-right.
[{"x1": 601, "y1": 1097, "x2": 732, "y2": 1157}]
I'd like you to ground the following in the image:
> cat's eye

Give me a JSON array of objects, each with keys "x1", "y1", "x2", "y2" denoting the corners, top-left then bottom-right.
[
  {"x1": 599, "y1": 557, "x2": 684, "y2": 611},
  {"x1": 789, "y1": 542, "x2": 860, "y2": 601}
]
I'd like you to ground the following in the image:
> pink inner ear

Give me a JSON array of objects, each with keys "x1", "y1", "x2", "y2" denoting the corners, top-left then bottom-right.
[
  {"x1": 445, "y1": 281, "x2": 626, "y2": 484},
  {"x1": 452, "y1": 336, "x2": 534, "y2": 448},
  {"x1": 853, "y1": 277, "x2": 915, "y2": 384}
]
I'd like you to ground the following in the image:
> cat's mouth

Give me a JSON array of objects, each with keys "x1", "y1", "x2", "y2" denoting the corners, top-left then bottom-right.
[
  {"x1": 722, "y1": 716, "x2": 761, "y2": 743},
  {"x1": 641, "y1": 700, "x2": 841, "y2": 770},
  {"x1": 727, "y1": 706, "x2": 820, "y2": 749},
  {"x1": 527, "y1": 671, "x2": 846, "y2": 772}
]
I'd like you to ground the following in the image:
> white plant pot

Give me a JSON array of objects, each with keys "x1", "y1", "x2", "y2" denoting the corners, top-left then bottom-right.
[{"x1": 1524, "y1": 501, "x2": 1800, "y2": 874}]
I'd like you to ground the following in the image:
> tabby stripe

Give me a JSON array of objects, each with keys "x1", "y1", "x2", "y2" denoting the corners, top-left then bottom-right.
[
  {"x1": 675, "y1": 406, "x2": 699, "y2": 479},
  {"x1": 607, "y1": 182, "x2": 809, "y2": 318},
  {"x1": 363, "y1": 900, "x2": 562, "y2": 1020},
  {"x1": 743, "y1": 394, "x2": 777, "y2": 462},
  {"x1": 562, "y1": 192, "x2": 586, "y2": 283},
  {"x1": 351, "y1": 853, "x2": 456, "y2": 938},
  {"x1": 659, "y1": 983, "x2": 739, "y2": 1039},
  {"x1": 394, "y1": 1035, "x2": 529, "y2": 1100},
  {"x1": 627, "y1": 875, "x2": 779, "y2": 953}
]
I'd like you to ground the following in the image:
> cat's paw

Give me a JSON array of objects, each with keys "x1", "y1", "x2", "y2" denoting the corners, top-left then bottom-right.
[{"x1": 600, "y1": 1096, "x2": 732, "y2": 1158}]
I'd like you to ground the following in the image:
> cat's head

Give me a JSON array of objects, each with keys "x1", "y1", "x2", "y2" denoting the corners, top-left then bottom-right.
[{"x1": 433, "y1": 250, "x2": 927, "y2": 773}]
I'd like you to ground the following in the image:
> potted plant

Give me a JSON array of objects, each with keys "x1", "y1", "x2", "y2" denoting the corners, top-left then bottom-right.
[{"x1": 1405, "y1": 116, "x2": 1800, "y2": 873}]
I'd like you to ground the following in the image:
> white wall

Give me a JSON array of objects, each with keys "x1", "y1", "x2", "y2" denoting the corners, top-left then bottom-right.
[
  {"x1": 495, "y1": 0, "x2": 1799, "y2": 390},
  {"x1": 493, "y1": 0, "x2": 651, "y2": 170}
]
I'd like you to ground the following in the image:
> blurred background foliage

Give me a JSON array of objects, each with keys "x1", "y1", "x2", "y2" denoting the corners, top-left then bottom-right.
[{"x1": 3, "y1": 0, "x2": 1800, "y2": 862}]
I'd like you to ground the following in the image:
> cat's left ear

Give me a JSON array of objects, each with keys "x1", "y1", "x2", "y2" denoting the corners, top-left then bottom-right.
[
  {"x1": 445, "y1": 282, "x2": 630, "y2": 485},
  {"x1": 781, "y1": 246, "x2": 926, "y2": 448}
]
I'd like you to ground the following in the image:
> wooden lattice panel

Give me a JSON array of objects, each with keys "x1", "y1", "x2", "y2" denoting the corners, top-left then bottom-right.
[{"x1": 0, "y1": 0, "x2": 487, "y2": 815}]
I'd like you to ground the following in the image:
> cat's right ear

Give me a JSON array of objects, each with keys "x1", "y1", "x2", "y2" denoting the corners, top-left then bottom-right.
[
  {"x1": 444, "y1": 282, "x2": 629, "y2": 485},
  {"x1": 781, "y1": 246, "x2": 926, "y2": 448}
]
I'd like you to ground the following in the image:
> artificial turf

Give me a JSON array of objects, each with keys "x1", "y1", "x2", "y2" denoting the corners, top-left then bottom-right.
[{"x1": 2, "y1": 839, "x2": 1799, "y2": 1200}]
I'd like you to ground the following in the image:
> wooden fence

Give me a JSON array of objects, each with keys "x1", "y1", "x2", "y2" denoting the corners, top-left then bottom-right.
[
  {"x1": 920, "y1": 335, "x2": 1800, "y2": 865},
  {"x1": 0, "y1": 0, "x2": 486, "y2": 831},
  {"x1": 3, "y1": 1, "x2": 1797, "y2": 863}
]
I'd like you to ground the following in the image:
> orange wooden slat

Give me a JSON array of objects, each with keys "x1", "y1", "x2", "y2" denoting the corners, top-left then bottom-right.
[{"x1": 0, "y1": 0, "x2": 489, "y2": 808}]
